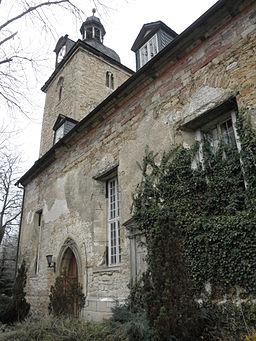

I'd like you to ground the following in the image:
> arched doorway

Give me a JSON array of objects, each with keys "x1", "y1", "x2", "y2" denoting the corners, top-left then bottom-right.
[
  {"x1": 59, "y1": 247, "x2": 79, "y2": 316},
  {"x1": 60, "y1": 247, "x2": 78, "y2": 280}
]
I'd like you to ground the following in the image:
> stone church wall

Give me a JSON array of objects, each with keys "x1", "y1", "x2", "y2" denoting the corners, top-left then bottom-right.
[
  {"x1": 18, "y1": 2, "x2": 256, "y2": 320},
  {"x1": 39, "y1": 48, "x2": 132, "y2": 157}
]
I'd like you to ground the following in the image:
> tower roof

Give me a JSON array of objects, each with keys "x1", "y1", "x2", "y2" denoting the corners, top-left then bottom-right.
[
  {"x1": 80, "y1": 9, "x2": 106, "y2": 41},
  {"x1": 80, "y1": 9, "x2": 120, "y2": 62}
]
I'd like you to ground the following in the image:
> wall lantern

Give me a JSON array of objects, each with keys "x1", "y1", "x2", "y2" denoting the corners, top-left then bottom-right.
[{"x1": 46, "y1": 254, "x2": 56, "y2": 272}]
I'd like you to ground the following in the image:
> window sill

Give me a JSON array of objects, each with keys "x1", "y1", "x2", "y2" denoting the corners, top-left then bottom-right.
[{"x1": 92, "y1": 265, "x2": 121, "y2": 274}]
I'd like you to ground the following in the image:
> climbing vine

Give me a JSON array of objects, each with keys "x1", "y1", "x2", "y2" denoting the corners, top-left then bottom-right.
[{"x1": 132, "y1": 109, "x2": 256, "y2": 308}]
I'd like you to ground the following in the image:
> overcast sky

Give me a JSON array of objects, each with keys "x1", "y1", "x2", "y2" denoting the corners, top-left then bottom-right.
[{"x1": 2, "y1": 0, "x2": 218, "y2": 171}]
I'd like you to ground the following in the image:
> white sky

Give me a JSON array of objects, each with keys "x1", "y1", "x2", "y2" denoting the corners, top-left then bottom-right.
[{"x1": 2, "y1": 0, "x2": 218, "y2": 172}]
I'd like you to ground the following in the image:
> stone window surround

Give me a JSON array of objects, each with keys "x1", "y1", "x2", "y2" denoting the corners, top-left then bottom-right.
[
  {"x1": 195, "y1": 109, "x2": 241, "y2": 163},
  {"x1": 93, "y1": 164, "x2": 121, "y2": 268},
  {"x1": 180, "y1": 97, "x2": 243, "y2": 177}
]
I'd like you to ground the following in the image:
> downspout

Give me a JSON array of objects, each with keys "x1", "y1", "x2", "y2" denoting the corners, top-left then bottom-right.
[
  {"x1": 83, "y1": 242, "x2": 89, "y2": 308},
  {"x1": 15, "y1": 184, "x2": 25, "y2": 276}
]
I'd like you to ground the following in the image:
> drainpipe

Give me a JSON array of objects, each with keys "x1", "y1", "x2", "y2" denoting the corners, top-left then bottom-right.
[{"x1": 83, "y1": 242, "x2": 89, "y2": 308}]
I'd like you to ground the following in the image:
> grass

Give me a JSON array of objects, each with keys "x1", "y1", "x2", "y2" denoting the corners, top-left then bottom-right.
[{"x1": 3, "y1": 316, "x2": 115, "y2": 341}]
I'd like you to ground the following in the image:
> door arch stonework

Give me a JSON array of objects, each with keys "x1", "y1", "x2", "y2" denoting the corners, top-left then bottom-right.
[{"x1": 57, "y1": 238, "x2": 82, "y2": 283}]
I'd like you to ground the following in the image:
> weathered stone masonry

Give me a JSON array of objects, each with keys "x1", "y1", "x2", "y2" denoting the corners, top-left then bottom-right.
[{"x1": 18, "y1": 0, "x2": 256, "y2": 321}]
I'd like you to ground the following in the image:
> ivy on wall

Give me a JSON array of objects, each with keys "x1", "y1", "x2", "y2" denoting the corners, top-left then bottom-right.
[{"x1": 132, "y1": 110, "x2": 256, "y2": 299}]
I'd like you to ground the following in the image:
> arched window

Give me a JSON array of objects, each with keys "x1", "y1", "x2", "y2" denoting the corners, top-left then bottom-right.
[
  {"x1": 111, "y1": 74, "x2": 114, "y2": 90},
  {"x1": 106, "y1": 72, "x2": 114, "y2": 90},
  {"x1": 57, "y1": 77, "x2": 64, "y2": 101}
]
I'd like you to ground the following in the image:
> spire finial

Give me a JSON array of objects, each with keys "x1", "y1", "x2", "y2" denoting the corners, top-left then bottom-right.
[{"x1": 92, "y1": 8, "x2": 96, "y2": 16}]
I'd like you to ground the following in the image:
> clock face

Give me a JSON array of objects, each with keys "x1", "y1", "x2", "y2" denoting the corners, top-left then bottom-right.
[{"x1": 57, "y1": 45, "x2": 66, "y2": 63}]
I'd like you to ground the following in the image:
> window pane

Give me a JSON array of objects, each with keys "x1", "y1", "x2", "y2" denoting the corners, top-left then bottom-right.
[
  {"x1": 220, "y1": 119, "x2": 236, "y2": 146},
  {"x1": 95, "y1": 28, "x2": 100, "y2": 41},
  {"x1": 86, "y1": 27, "x2": 93, "y2": 39},
  {"x1": 108, "y1": 177, "x2": 120, "y2": 265}
]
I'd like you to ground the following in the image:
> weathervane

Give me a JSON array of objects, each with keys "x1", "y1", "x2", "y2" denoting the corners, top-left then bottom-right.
[{"x1": 92, "y1": 8, "x2": 96, "y2": 16}]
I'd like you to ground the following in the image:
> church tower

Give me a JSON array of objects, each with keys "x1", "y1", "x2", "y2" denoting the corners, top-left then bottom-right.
[{"x1": 39, "y1": 10, "x2": 133, "y2": 156}]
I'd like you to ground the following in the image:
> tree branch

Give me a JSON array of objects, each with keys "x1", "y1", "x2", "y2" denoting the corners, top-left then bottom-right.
[
  {"x1": 0, "y1": 32, "x2": 18, "y2": 47},
  {"x1": 0, "y1": 1, "x2": 74, "y2": 31}
]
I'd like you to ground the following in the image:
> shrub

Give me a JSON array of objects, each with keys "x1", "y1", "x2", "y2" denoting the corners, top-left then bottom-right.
[
  {"x1": 0, "y1": 260, "x2": 30, "y2": 324},
  {"x1": 49, "y1": 273, "x2": 85, "y2": 317},
  {"x1": 200, "y1": 301, "x2": 256, "y2": 340},
  {"x1": 0, "y1": 294, "x2": 12, "y2": 319},
  {"x1": 109, "y1": 303, "x2": 153, "y2": 341}
]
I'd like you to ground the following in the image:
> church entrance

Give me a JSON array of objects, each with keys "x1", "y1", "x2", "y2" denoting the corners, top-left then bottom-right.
[{"x1": 60, "y1": 247, "x2": 79, "y2": 316}]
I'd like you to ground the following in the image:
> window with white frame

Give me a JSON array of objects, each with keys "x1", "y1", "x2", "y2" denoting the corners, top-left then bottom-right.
[
  {"x1": 107, "y1": 177, "x2": 121, "y2": 265},
  {"x1": 139, "y1": 33, "x2": 159, "y2": 68},
  {"x1": 193, "y1": 107, "x2": 241, "y2": 165}
]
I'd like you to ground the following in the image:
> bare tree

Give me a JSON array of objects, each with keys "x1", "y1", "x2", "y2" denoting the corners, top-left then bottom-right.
[
  {"x1": 0, "y1": 123, "x2": 22, "y2": 245},
  {"x1": 0, "y1": 0, "x2": 83, "y2": 115},
  {"x1": 0, "y1": 1, "x2": 122, "y2": 116},
  {"x1": 0, "y1": 150, "x2": 22, "y2": 246}
]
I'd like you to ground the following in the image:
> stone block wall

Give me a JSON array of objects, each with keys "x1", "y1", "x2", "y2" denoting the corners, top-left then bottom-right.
[{"x1": 39, "y1": 48, "x2": 132, "y2": 156}]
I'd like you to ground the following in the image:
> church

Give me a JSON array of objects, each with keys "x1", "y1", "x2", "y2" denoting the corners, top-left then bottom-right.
[{"x1": 17, "y1": 0, "x2": 256, "y2": 320}]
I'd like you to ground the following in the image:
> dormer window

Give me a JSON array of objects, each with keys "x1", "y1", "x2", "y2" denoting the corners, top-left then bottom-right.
[
  {"x1": 53, "y1": 114, "x2": 78, "y2": 145},
  {"x1": 139, "y1": 34, "x2": 158, "y2": 67},
  {"x1": 131, "y1": 21, "x2": 178, "y2": 71},
  {"x1": 54, "y1": 124, "x2": 65, "y2": 144}
]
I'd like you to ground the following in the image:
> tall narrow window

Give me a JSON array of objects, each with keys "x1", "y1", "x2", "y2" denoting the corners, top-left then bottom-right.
[
  {"x1": 108, "y1": 178, "x2": 121, "y2": 265},
  {"x1": 57, "y1": 76, "x2": 64, "y2": 102},
  {"x1": 35, "y1": 210, "x2": 42, "y2": 274},
  {"x1": 95, "y1": 27, "x2": 101, "y2": 41},
  {"x1": 106, "y1": 71, "x2": 110, "y2": 87},
  {"x1": 106, "y1": 72, "x2": 114, "y2": 89},
  {"x1": 86, "y1": 27, "x2": 93, "y2": 39},
  {"x1": 111, "y1": 74, "x2": 114, "y2": 90}
]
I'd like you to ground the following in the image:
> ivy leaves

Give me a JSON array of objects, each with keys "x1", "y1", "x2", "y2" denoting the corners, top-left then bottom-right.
[{"x1": 133, "y1": 111, "x2": 256, "y2": 298}]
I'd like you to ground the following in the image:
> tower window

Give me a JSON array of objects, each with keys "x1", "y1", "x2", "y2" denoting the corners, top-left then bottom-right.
[
  {"x1": 95, "y1": 27, "x2": 101, "y2": 42},
  {"x1": 86, "y1": 27, "x2": 93, "y2": 39},
  {"x1": 106, "y1": 72, "x2": 114, "y2": 90},
  {"x1": 57, "y1": 77, "x2": 64, "y2": 102},
  {"x1": 111, "y1": 74, "x2": 114, "y2": 89}
]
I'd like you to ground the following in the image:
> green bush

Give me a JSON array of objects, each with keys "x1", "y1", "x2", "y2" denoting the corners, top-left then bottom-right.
[
  {"x1": 132, "y1": 112, "x2": 256, "y2": 338},
  {"x1": 49, "y1": 273, "x2": 85, "y2": 317},
  {"x1": 0, "y1": 260, "x2": 30, "y2": 324},
  {"x1": 0, "y1": 294, "x2": 12, "y2": 319},
  {"x1": 109, "y1": 303, "x2": 153, "y2": 341},
  {"x1": 200, "y1": 301, "x2": 256, "y2": 340}
]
